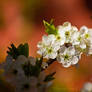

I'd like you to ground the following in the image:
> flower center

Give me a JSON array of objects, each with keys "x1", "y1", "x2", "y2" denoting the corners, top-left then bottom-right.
[
  {"x1": 64, "y1": 54, "x2": 70, "y2": 60},
  {"x1": 65, "y1": 31, "x2": 70, "y2": 37},
  {"x1": 56, "y1": 35, "x2": 61, "y2": 40},
  {"x1": 78, "y1": 36, "x2": 81, "y2": 41},
  {"x1": 85, "y1": 33, "x2": 90, "y2": 39},
  {"x1": 48, "y1": 48, "x2": 53, "y2": 53}
]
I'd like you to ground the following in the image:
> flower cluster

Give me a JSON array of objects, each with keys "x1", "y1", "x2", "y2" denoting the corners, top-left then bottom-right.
[
  {"x1": 37, "y1": 21, "x2": 92, "y2": 68},
  {"x1": 0, "y1": 43, "x2": 55, "y2": 92}
]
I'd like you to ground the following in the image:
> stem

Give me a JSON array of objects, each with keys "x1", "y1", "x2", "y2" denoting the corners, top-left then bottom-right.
[
  {"x1": 41, "y1": 58, "x2": 56, "y2": 71},
  {"x1": 47, "y1": 58, "x2": 56, "y2": 65}
]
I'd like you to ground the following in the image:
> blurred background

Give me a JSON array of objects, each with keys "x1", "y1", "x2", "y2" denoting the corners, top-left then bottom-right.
[{"x1": 0, "y1": 0, "x2": 92, "y2": 92}]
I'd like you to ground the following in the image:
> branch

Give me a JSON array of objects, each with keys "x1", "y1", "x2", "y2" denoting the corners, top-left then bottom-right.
[{"x1": 41, "y1": 58, "x2": 56, "y2": 71}]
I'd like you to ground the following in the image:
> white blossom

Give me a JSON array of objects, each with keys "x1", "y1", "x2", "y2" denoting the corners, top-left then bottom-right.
[
  {"x1": 85, "y1": 29, "x2": 92, "y2": 55},
  {"x1": 37, "y1": 21, "x2": 92, "y2": 68},
  {"x1": 71, "y1": 30, "x2": 80, "y2": 45},
  {"x1": 57, "y1": 22, "x2": 72, "y2": 43},
  {"x1": 15, "y1": 76, "x2": 38, "y2": 92},
  {"x1": 2, "y1": 55, "x2": 37, "y2": 84},
  {"x1": 80, "y1": 26, "x2": 88, "y2": 36},
  {"x1": 37, "y1": 35, "x2": 60, "y2": 59},
  {"x1": 58, "y1": 22, "x2": 80, "y2": 44},
  {"x1": 58, "y1": 22, "x2": 71, "y2": 31},
  {"x1": 11, "y1": 55, "x2": 27, "y2": 74},
  {"x1": 56, "y1": 27, "x2": 65, "y2": 45},
  {"x1": 3, "y1": 55, "x2": 13, "y2": 73},
  {"x1": 4, "y1": 55, "x2": 27, "y2": 83},
  {"x1": 80, "y1": 41, "x2": 87, "y2": 50},
  {"x1": 79, "y1": 27, "x2": 92, "y2": 54},
  {"x1": 57, "y1": 46, "x2": 79, "y2": 68},
  {"x1": 81, "y1": 82, "x2": 92, "y2": 92}
]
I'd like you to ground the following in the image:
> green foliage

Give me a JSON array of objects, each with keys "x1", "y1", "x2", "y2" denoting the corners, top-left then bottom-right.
[
  {"x1": 18, "y1": 43, "x2": 29, "y2": 57},
  {"x1": 44, "y1": 72, "x2": 56, "y2": 82},
  {"x1": 7, "y1": 44, "x2": 19, "y2": 59},
  {"x1": 30, "y1": 64, "x2": 41, "y2": 77},
  {"x1": 36, "y1": 57, "x2": 43, "y2": 68},
  {"x1": 7, "y1": 43, "x2": 56, "y2": 82},
  {"x1": 22, "y1": 57, "x2": 56, "y2": 79},
  {"x1": 43, "y1": 19, "x2": 58, "y2": 35},
  {"x1": 22, "y1": 60, "x2": 41, "y2": 77},
  {"x1": 22, "y1": 58, "x2": 43, "y2": 77},
  {"x1": 7, "y1": 43, "x2": 29, "y2": 59},
  {"x1": 22, "y1": 62, "x2": 31, "y2": 77}
]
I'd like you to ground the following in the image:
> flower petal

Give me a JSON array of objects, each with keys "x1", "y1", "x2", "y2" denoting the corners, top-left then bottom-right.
[{"x1": 71, "y1": 56, "x2": 79, "y2": 65}]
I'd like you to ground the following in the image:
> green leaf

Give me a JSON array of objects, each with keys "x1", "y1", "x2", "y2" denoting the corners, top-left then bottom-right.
[
  {"x1": 31, "y1": 65, "x2": 41, "y2": 77},
  {"x1": 7, "y1": 43, "x2": 29, "y2": 59},
  {"x1": 18, "y1": 43, "x2": 29, "y2": 57},
  {"x1": 17, "y1": 44, "x2": 24, "y2": 54},
  {"x1": 22, "y1": 62, "x2": 32, "y2": 77},
  {"x1": 31, "y1": 57, "x2": 43, "y2": 77},
  {"x1": 43, "y1": 20, "x2": 58, "y2": 35},
  {"x1": 50, "y1": 19, "x2": 54, "y2": 25},
  {"x1": 24, "y1": 43, "x2": 29, "y2": 57},
  {"x1": 7, "y1": 44, "x2": 19, "y2": 59},
  {"x1": 44, "y1": 72, "x2": 56, "y2": 82},
  {"x1": 36, "y1": 57, "x2": 43, "y2": 68},
  {"x1": 23, "y1": 62, "x2": 41, "y2": 77}
]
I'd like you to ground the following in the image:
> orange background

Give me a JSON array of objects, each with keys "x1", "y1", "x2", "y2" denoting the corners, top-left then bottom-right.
[{"x1": 0, "y1": 0, "x2": 92, "y2": 91}]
